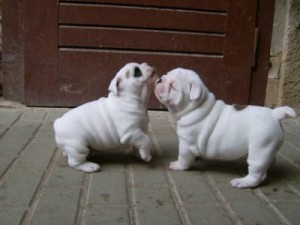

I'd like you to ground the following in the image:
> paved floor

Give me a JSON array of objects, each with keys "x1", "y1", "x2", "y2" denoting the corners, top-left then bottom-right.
[{"x1": 0, "y1": 105, "x2": 300, "y2": 225}]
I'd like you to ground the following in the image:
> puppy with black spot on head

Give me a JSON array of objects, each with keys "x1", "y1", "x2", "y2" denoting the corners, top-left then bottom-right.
[
  {"x1": 54, "y1": 63, "x2": 156, "y2": 172},
  {"x1": 155, "y1": 68, "x2": 297, "y2": 188}
]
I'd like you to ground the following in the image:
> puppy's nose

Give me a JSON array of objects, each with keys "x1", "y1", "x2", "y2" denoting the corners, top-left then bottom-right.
[{"x1": 156, "y1": 78, "x2": 162, "y2": 84}]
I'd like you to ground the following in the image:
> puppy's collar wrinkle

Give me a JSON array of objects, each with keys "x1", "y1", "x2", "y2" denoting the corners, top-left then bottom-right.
[
  {"x1": 109, "y1": 93, "x2": 147, "y2": 112},
  {"x1": 109, "y1": 92, "x2": 146, "y2": 107},
  {"x1": 176, "y1": 93, "x2": 216, "y2": 126},
  {"x1": 172, "y1": 100, "x2": 201, "y2": 120}
]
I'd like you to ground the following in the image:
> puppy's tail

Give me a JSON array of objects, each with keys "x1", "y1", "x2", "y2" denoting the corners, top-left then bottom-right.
[{"x1": 272, "y1": 106, "x2": 297, "y2": 121}]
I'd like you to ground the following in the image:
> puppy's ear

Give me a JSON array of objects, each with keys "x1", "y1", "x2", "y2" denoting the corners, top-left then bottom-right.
[
  {"x1": 108, "y1": 77, "x2": 122, "y2": 95},
  {"x1": 189, "y1": 80, "x2": 201, "y2": 101}
]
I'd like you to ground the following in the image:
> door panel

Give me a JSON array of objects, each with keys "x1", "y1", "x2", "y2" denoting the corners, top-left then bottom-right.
[
  {"x1": 58, "y1": 49, "x2": 224, "y2": 107},
  {"x1": 59, "y1": 4, "x2": 226, "y2": 33},
  {"x1": 22, "y1": 0, "x2": 257, "y2": 108},
  {"x1": 60, "y1": 0, "x2": 228, "y2": 12},
  {"x1": 59, "y1": 27, "x2": 225, "y2": 54}
]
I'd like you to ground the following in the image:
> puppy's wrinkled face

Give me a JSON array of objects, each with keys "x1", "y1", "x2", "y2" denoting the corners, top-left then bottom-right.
[
  {"x1": 155, "y1": 68, "x2": 206, "y2": 111},
  {"x1": 109, "y1": 63, "x2": 156, "y2": 98}
]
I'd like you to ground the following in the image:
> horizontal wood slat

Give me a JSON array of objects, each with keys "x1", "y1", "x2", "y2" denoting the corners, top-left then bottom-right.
[
  {"x1": 59, "y1": 26, "x2": 224, "y2": 55},
  {"x1": 59, "y1": 4, "x2": 226, "y2": 33},
  {"x1": 59, "y1": 0, "x2": 228, "y2": 12},
  {"x1": 58, "y1": 49, "x2": 225, "y2": 107}
]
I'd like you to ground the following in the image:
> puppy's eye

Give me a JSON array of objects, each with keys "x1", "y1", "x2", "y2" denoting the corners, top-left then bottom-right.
[
  {"x1": 156, "y1": 78, "x2": 162, "y2": 84},
  {"x1": 133, "y1": 67, "x2": 142, "y2": 78}
]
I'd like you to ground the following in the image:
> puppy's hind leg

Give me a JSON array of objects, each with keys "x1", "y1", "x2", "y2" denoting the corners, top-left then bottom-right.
[
  {"x1": 230, "y1": 142, "x2": 279, "y2": 189},
  {"x1": 64, "y1": 146, "x2": 101, "y2": 173}
]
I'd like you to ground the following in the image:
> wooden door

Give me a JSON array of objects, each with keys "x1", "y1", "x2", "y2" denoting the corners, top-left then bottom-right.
[{"x1": 3, "y1": 0, "x2": 274, "y2": 108}]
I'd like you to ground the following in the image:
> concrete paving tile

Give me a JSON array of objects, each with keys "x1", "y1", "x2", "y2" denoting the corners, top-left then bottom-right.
[
  {"x1": 283, "y1": 119, "x2": 300, "y2": 136},
  {"x1": 88, "y1": 171, "x2": 128, "y2": 206},
  {"x1": 283, "y1": 128, "x2": 300, "y2": 145},
  {"x1": 38, "y1": 110, "x2": 65, "y2": 145},
  {"x1": 138, "y1": 206, "x2": 182, "y2": 225},
  {"x1": 134, "y1": 186, "x2": 175, "y2": 208},
  {"x1": 0, "y1": 207, "x2": 27, "y2": 225},
  {"x1": 24, "y1": 129, "x2": 57, "y2": 154},
  {"x1": 191, "y1": 159, "x2": 243, "y2": 185},
  {"x1": 134, "y1": 186, "x2": 183, "y2": 224},
  {"x1": 260, "y1": 183, "x2": 300, "y2": 201},
  {"x1": 216, "y1": 185, "x2": 282, "y2": 224},
  {"x1": 0, "y1": 110, "x2": 22, "y2": 136},
  {"x1": 46, "y1": 109, "x2": 69, "y2": 123},
  {"x1": 0, "y1": 167, "x2": 44, "y2": 207},
  {"x1": 14, "y1": 115, "x2": 58, "y2": 171},
  {"x1": 0, "y1": 110, "x2": 46, "y2": 156},
  {"x1": 137, "y1": 207, "x2": 182, "y2": 225},
  {"x1": 205, "y1": 170, "x2": 240, "y2": 186},
  {"x1": 0, "y1": 109, "x2": 300, "y2": 224},
  {"x1": 30, "y1": 186, "x2": 81, "y2": 225},
  {"x1": 0, "y1": 134, "x2": 34, "y2": 156},
  {"x1": 83, "y1": 206, "x2": 130, "y2": 225},
  {"x1": 148, "y1": 110, "x2": 169, "y2": 118},
  {"x1": 131, "y1": 163, "x2": 169, "y2": 187},
  {"x1": 98, "y1": 161, "x2": 127, "y2": 172},
  {"x1": 171, "y1": 171, "x2": 219, "y2": 204},
  {"x1": 279, "y1": 143, "x2": 300, "y2": 168},
  {"x1": 15, "y1": 146, "x2": 56, "y2": 171},
  {"x1": 149, "y1": 117, "x2": 179, "y2": 159},
  {"x1": 268, "y1": 155, "x2": 300, "y2": 184},
  {"x1": 185, "y1": 203, "x2": 232, "y2": 225},
  {"x1": 30, "y1": 128, "x2": 57, "y2": 148},
  {"x1": 0, "y1": 156, "x2": 15, "y2": 176},
  {"x1": 289, "y1": 181, "x2": 300, "y2": 195},
  {"x1": 46, "y1": 163, "x2": 85, "y2": 187},
  {"x1": 274, "y1": 201, "x2": 300, "y2": 224}
]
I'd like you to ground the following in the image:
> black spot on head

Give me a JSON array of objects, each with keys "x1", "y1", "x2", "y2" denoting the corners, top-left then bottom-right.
[
  {"x1": 233, "y1": 104, "x2": 248, "y2": 111},
  {"x1": 133, "y1": 66, "x2": 142, "y2": 78}
]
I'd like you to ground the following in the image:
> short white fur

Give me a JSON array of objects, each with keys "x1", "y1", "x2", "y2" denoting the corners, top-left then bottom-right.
[
  {"x1": 155, "y1": 68, "x2": 296, "y2": 188},
  {"x1": 54, "y1": 63, "x2": 155, "y2": 172}
]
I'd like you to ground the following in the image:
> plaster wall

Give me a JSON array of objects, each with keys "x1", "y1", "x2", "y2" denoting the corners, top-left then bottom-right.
[{"x1": 266, "y1": 0, "x2": 300, "y2": 113}]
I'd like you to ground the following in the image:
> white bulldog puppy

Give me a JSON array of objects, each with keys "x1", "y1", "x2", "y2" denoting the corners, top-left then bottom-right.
[
  {"x1": 54, "y1": 62, "x2": 156, "y2": 172},
  {"x1": 155, "y1": 68, "x2": 297, "y2": 188}
]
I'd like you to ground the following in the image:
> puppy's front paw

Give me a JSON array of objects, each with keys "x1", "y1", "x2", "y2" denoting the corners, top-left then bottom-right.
[
  {"x1": 74, "y1": 162, "x2": 101, "y2": 173},
  {"x1": 169, "y1": 161, "x2": 188, "y2": 171},
  {"x1": 140, "y1": 153, "x2": 152, "y2": 162},
  {"x1": 230, "y1": 178, "x2": 249, "y2": 189}
]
